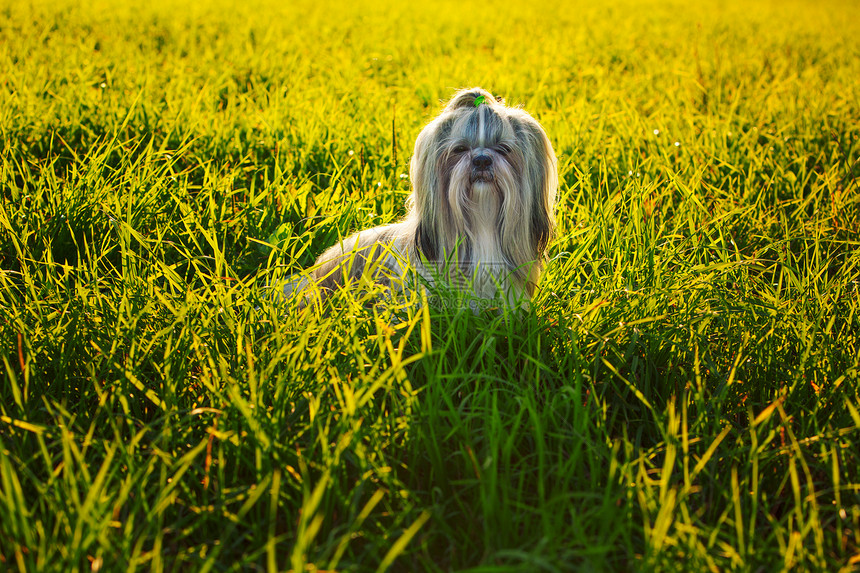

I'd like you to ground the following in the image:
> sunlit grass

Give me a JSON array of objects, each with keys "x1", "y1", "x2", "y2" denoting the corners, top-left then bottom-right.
[{"x1": 1, "y1": 0, "x2": 859, "y2": 570}]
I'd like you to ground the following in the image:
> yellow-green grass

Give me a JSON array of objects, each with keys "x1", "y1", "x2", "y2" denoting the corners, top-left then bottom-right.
[{"x1": 1, "y1": 0, "x2": 859, "y2": 570}]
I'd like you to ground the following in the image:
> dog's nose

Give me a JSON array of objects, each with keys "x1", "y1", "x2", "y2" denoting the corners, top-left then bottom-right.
[{"x1": 472, "y1": 154, "x2": 492, "y2": 169}]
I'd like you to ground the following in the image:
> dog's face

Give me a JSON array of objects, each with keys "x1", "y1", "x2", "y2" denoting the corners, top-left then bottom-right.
[{"x1": 408, "y1": 88, "x2": 557, "y2": 285}]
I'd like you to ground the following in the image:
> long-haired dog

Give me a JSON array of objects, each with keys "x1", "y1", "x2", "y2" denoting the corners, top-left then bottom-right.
[{"x1": 299, "y1": 87, "x2": 557, "y2": 309}]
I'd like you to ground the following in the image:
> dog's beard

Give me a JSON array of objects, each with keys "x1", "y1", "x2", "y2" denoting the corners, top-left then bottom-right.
[{"x1": 435, "y1": 151, "x2": 515, "y2": 298}]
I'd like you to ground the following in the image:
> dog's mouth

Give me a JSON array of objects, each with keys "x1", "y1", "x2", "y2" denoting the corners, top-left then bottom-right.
[{"x1": 470, "y1": 168, "x2": 494, "y2": 184}]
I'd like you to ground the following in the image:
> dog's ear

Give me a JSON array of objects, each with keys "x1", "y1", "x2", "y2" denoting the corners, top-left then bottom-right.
[
  {"x1": 408, "y1": 121, "x2": 441, "y2": 261},
  {"x1": 522, "y1": 119, "x2": 558, "y2": 254}
]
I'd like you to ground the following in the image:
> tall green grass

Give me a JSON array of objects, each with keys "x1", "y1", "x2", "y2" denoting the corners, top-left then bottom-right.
[{"x1": 1, "y1": 0, "x2": 859, "y2": 570}]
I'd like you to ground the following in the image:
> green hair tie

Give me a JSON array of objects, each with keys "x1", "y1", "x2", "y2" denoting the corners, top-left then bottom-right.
[{"x1": 473, "y1": 95, "x2": 486, "y2": 107}]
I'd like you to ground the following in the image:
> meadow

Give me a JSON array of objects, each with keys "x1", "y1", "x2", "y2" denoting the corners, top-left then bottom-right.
[{"x1": 1, "y1": 0, "x2": 859, "y2": 570}]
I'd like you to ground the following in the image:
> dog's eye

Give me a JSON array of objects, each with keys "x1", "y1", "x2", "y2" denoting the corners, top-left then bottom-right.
[
  {"x1": 452, "y1": 145, "x2": 468, "y2": 154},
  {"x1": 496, "y1": 143, "x2": 513, "y2": 155}
]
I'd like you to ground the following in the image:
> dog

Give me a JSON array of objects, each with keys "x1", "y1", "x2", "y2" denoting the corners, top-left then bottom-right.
[{"x1": 295, "y1": 87, "x2": 557, "y2": 310}]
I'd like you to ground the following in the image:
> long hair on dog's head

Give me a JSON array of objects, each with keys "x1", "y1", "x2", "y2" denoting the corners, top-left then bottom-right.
[{"x1": 405, "y1": 87, "x2": 557, "y2": 296}]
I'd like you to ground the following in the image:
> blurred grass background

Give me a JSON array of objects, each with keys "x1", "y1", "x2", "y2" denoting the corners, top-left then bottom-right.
[{"x1": 1, "y1": 0, "x2": 859, "y2": 570}]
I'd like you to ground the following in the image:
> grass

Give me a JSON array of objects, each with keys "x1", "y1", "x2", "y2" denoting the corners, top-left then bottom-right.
[{"x1": 1, "y1": 0, "x2": 859, "y2": 570}]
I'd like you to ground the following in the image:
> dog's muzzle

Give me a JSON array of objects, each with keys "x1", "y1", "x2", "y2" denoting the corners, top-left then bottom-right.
[{"x1": 471, "y1": 154, "x2": 494, "y2": 183}]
